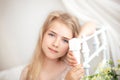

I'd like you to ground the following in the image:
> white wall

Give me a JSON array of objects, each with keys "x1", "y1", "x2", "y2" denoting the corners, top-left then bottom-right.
[{"x1": 0, "y1": 0, "x2": 65, "y2": 70}]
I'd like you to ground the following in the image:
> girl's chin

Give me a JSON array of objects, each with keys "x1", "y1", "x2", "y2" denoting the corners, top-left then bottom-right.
[{"x1": 45, "y1": 55, "x2": 59, "y2": 60}]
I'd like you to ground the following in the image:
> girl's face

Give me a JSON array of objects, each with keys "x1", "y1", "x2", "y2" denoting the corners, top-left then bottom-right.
[{"x1": 42, "y1": 21, "x2": 73, "y2": 60}]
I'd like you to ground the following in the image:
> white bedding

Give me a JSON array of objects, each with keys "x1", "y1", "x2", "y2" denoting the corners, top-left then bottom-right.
[{"x1": 0, "y1": 65, "x2": 25, "y2": 80}]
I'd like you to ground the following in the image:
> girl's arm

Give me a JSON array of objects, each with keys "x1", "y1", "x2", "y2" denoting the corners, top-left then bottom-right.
[
  {"x1": 78, "y1": 22, "x2": 96, "y2": 38},
  {"x1": 66, "y1": 22, "x2": 96, "y2": 66},
  {"x1": 65, "y1": 22, "x2": 96, "y2": 80}
]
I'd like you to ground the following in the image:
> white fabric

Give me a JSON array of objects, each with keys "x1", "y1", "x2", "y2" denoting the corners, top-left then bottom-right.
[
  {"x1": 62, "y1": 0, "x2": 120, "y2": 66},
  {"x1": 0, "y1": 65, "x2": 25, "y2": 80}
]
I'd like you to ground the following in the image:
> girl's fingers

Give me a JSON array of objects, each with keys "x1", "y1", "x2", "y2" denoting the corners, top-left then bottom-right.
[
  {"x1": 72, "y1": 64, "x2": 83, "y2": 72},
  {"x1": 71, "y1": 64, "x2": 85, "y2": 79},
  {"x1": 68, "y1": 65, "x2": 84, "y2": 80},
  {"x1": 66, "y1": 51, "x2": 77, "y2": 66},
  {"x1": 67, "y1": 51, "x2": 77, "y2": 61},
  {"x1": 75, "y1": 68, "x2": 84, "y2": 77},
  {"x1": 67, "y1": 51, "x2": 74, "y2": 59},
  {"x1": 68, "y1": 62, "x2": 77, "y2": 67}
]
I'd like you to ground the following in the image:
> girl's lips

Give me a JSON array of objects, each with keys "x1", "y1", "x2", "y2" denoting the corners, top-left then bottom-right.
[{"x1": 48, "y1": 48, "x2": 58, "y2": 53}]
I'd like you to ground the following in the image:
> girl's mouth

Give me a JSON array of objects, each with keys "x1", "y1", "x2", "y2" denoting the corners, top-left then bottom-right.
[{"x1": 48, "y1": 48, "x2": 58, "y2": 53}]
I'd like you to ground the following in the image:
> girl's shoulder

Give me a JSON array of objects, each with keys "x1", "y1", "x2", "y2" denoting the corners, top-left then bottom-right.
[{"x1": 20, "y1": 65, "x2": 30, "y2": 80}]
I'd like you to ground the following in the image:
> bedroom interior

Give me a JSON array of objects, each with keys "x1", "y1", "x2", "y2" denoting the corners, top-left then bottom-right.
[{"x1": 0, "y1": 0, "x2": 120, "y2": 80}]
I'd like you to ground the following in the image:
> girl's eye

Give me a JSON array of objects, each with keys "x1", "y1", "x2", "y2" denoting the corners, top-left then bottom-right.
[
  {"x1": 48, "y1": 33, "x2": 55, "y2": 37},
  {"x1": 63, "y1": 39, "x2": 68, "y2": 43}
]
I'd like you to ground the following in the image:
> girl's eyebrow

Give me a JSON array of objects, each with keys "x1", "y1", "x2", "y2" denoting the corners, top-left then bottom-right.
[
  {"x1": 49, "y1": 30, "x2": 56, "y2": 34},
  {"x1": 62, "y1": 36, "x2": 71, "y2": 40},
  {"x1": 49, "y1": 29, "x2": 71, "y2": 40}
]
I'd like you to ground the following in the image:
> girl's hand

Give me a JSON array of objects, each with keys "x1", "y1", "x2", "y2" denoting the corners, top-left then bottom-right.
[
  {"x1": 65, "y1": 64, "x2": 84, "y2": 80},
  {"x1": 65, "y1": 51, "x2": 78, "y2": 67}
]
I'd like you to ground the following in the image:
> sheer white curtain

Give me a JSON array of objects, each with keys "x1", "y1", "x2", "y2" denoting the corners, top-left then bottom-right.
[{"x1": 62, "y1": 0, "x2": 120, "y2": 66}]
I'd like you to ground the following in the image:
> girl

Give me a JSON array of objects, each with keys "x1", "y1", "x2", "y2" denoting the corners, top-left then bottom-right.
[{"x1": 20, "y1": 11, "x2": 95, "y2": 80}]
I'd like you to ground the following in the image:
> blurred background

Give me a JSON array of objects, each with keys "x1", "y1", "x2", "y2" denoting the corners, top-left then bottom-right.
[
  {"x1": 0, "y1": 0, "x2": 66, "y2": 70},
  {"x1": 0, "y1": 0, "x2": 120, "y2": 72}
]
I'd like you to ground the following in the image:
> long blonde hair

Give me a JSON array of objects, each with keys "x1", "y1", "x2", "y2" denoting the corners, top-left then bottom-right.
[{"x1": 26, "y1": 11, "x2": 81, "y2": 80}]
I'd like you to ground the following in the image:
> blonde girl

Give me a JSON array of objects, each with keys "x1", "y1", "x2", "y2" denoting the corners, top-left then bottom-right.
[{"x1": 20, "y1": 10, "x2": 95, "y2": 80}]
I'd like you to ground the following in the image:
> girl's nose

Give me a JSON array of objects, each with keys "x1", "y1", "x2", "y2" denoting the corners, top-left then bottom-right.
[{"x1": 53, "y1": 38, "x2": 60, "y2": 48}]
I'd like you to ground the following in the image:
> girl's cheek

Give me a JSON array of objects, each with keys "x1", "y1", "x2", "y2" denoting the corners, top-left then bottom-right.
[{"x1": 62, "y1": 45, "x2": 69, "y2": 53}]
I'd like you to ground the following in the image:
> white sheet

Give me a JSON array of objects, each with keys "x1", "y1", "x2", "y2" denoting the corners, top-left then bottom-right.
[{"x1": 0, "y1": 65, "x2": 25, "y2": 80}]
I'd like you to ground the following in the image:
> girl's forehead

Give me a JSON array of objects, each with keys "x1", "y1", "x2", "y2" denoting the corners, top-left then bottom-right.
[{"x1": 47, "y1": 21, "x2": 73, "y2": 39}]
